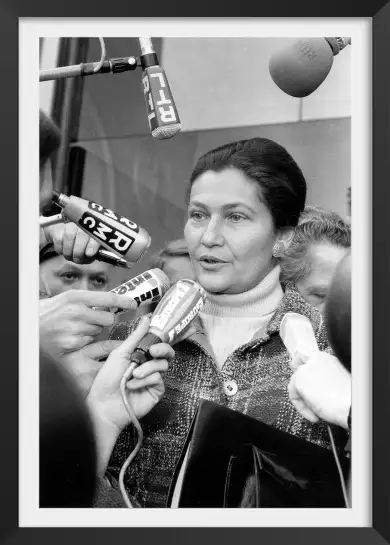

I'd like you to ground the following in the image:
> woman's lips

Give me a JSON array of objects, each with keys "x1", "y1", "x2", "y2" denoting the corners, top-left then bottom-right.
[{"x1": 198, "y1": 257, "x2": 228, "y2": 270}]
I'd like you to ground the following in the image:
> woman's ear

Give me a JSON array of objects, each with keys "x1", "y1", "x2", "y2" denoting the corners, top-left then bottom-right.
[{"x1": 272, "y1": 228, "x2": 295, "y2": 258}]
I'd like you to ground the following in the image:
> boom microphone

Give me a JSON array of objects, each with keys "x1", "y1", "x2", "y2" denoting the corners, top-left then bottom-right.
[
  {"x1": 269, "y1": 37, "x2": 351, "y2": 98},
  {"x1": 139, "y1": 37, "x2": 181, "y2": 140},
  {"x1": 129, "y1": 278, "x2": 206, "y2": 366},
  {"x1": 41, "y1": 192, "x2": 151, "y2": 266},
  {"x1": 110, "y1": 268, "x2": 170, "y2": 314}
]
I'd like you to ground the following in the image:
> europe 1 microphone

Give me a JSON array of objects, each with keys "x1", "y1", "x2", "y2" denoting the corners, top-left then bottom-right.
[
  {"x1": 139, "y1": 37, "x2": 181, "y2": 140},
  {"x1": 129, "y1": 278, "x2": 206, "y2": 367}
]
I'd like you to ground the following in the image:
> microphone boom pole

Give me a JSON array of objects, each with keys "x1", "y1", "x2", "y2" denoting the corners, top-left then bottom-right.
[{"x1": 39, "y1": 56, "x2": 139, "y2": 82}]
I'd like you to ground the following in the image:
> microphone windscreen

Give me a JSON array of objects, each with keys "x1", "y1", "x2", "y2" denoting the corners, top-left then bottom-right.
[
  {"x1": 269, "y1": 38, "x2": 335, "y2": 98},
  {"x1": 152, "y1": 123, "x2": 182, "y2": 140}
]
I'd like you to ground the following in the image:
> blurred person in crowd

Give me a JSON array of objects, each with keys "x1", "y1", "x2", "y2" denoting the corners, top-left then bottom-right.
[
  {"x1": 38, "y1": 110, "x2": 177, "y2": 507},
  {"x1": 38, "y1": 110, "x2": 135, "y2": 394},
  {"x1": 280, "y1": 205, "x2": 351, "y2": 313},
  {"x1": 108, "y1": 137, "x2": 348, "y2": 508},
  {"x1": 287, "y1": 252, "x2": 352, "y2": 503}
]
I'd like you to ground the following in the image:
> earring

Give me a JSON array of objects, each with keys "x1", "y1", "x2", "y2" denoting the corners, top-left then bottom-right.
[{"x1": 272, "y1": 242, "x2": 284, "y2": 258}]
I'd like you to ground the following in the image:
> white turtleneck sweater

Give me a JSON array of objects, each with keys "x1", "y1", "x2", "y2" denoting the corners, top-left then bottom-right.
[{"x1": 199, "y1": 265, "x2": 284, "y2": 369}]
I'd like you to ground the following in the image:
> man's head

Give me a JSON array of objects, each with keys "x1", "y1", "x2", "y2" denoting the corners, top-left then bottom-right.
[{"x1": 40, "y1": 248, "x2": 112, "y2": 296}]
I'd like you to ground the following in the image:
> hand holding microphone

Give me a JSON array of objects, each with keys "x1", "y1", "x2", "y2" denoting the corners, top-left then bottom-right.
[
  {"x1": 40, "y1": 192, "x2": 151, "y2": 268},
  {"x1": 280, "y1": 312, "x2": 351, "y2": 429},
  {"x1": 87, "y1": 315, "x2": 174, "y2": 476},
  {"x1": 40, "y1": 289, "x2": 137, "y2": 358}
]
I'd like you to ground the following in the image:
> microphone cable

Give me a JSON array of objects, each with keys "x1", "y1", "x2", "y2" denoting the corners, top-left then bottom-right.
[
  {"x1": 327, "y1": 424, "x2": 350, "y2": 508},
  {"x1": 118, "y1": 361, "x2": 144, "y2": 508}
]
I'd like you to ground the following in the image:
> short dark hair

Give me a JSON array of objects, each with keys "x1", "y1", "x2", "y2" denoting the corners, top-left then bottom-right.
[
  {"x1": 280, "y1": 205, "x2": 351, "y2": 286},
  {"x1": 187, "y1": 137, "x2": 307, "y2": 229},
  {"x1": 40, "y1": 110, "x2": 61, "y2": 170}
]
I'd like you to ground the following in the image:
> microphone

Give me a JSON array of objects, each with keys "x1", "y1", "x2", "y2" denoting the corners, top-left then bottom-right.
[
  {"x1": 129, "y1": 278, "x2": 206, "y2": 366},
  {"x1": 280, "y1": 312, "x2": 320, "y2": 367},
  {"x1": 138, "y1": 37, "x2": 181, "y2": 140},
  {"x1": 42, "y1": 192, "x2": 151, "y2": 265},
  {"x1": 269, "y1": 37, "x2": 351, "y2": 98},
  {"x1": 110, "y1": 268, "x2": 170, "y2": 314}
]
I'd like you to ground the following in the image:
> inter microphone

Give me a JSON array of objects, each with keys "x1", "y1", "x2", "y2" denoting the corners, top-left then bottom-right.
[
  {"x1": 139, "y1": 37, "x2": 181, "y2": 140},
  {"x1": 269, "y1": 37, "x2": 351, "y2": 98},
  {"x1": 40, "y1": 192, "x2": 151, "y2": 266},
  {"x1": 110, "y1": 268, "x2": 170, "y2": 314},
  {"x1": 129, "y1": 278, "x2": 206, "y2": 366}
]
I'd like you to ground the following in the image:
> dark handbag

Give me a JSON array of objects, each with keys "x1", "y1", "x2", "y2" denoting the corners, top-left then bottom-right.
[{"x1": 167, "y1": 399, "x2": 350, "y2": 508}]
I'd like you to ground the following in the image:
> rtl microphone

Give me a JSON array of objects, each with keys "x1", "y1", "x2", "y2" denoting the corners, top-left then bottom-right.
[
  {"x1": 42, "y1": 192, "x2": 151, "y2": 265},
  {"x1": 129, "y1": 278, "x2": 206, "y2": 366},
  {"x1": 269, "y1": 37, "x2": 351, "y2": 98},
  {"x1": 139, "y1": 37, "x2": 181, "y2": 140},
  {"x1": 110, "y1": 268, "x2": 170, "y2": 315}
]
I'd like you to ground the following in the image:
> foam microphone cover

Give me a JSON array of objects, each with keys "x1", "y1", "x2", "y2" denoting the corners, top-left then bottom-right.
[
  {"x1": 269, "y1": 38, "x2": 335, "y2": 98},
  {"x1": 39, "y1": 352, "x2": 97, "y2": 507}
]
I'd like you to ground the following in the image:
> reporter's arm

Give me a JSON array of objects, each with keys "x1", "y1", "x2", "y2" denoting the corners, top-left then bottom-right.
[
  {"x1": 288, "y1": 351, "x2": 351, "y2": 428},
  {"x1": 86, "y1": 317, "x2": 174, "y2": 476},
  {"x1": 40, "y1": 289, "x2": 137, "y2": 357}
]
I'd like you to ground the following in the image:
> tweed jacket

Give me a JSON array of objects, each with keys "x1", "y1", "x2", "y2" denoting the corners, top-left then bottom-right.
[{"x1": 107, "y1": 288, "x2": 347, "y2": 508}]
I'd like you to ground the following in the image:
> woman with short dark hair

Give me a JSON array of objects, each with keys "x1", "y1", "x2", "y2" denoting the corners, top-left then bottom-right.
[{"x1": 107, "y1": 137, "x2": 348, "y2": 508}]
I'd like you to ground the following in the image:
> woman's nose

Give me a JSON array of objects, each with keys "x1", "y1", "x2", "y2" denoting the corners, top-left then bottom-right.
[{"x1": 201, "y1": 218, "x2": 224, "y2": 247}]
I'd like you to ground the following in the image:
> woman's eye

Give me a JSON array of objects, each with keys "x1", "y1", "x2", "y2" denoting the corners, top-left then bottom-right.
[
  {"x1": 229, "y1": 213, "x2": 246, "y2": 222},
  {"x1": 189, "y1": 211, "x2": 204, "y2": 221}
]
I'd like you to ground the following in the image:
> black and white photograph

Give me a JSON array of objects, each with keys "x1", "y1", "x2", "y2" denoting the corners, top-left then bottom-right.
[{"x1": 10, "y1": 12, "x2": 383, "y2": 541}]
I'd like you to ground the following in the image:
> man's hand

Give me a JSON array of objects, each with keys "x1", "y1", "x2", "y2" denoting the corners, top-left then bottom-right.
[
  {"x1": 40, "y1": 222, "x2": 100, "y2": 263},
  {"x1": 288, "y1": 351, "x2": 351, "y2": 429},
  {"x1": 40, "y1": 290, "x2": 136, "y2": 358}
]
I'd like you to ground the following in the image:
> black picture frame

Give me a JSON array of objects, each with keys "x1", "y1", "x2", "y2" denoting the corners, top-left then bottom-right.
[{"x1": 3, "y1": 2, "x2": 388, "y2": 544}]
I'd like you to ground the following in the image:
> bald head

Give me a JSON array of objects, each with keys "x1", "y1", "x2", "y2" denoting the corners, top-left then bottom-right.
[{"x1": 325, "y1": 252, "x2": 351, "y2": 372}]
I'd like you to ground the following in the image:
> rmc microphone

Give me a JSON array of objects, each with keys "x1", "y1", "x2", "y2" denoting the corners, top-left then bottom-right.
[
  {"x1": 40, "y1": 192, "x2": 151, "y2": 265},
  {"x1": 269, "y1": 37, "x2": 351, "y2": 98},
  {"x1": 138, "y1": 37, "x2": 181, "y2": 140}
]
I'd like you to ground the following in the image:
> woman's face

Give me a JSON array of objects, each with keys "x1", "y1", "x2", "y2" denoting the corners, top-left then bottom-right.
[
  {"x1": 184, "y1": 168, "x2": 277, "y2": 295},
  {"x1": 295, "y1": 242, "x2": 349, "y2": 313}
]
